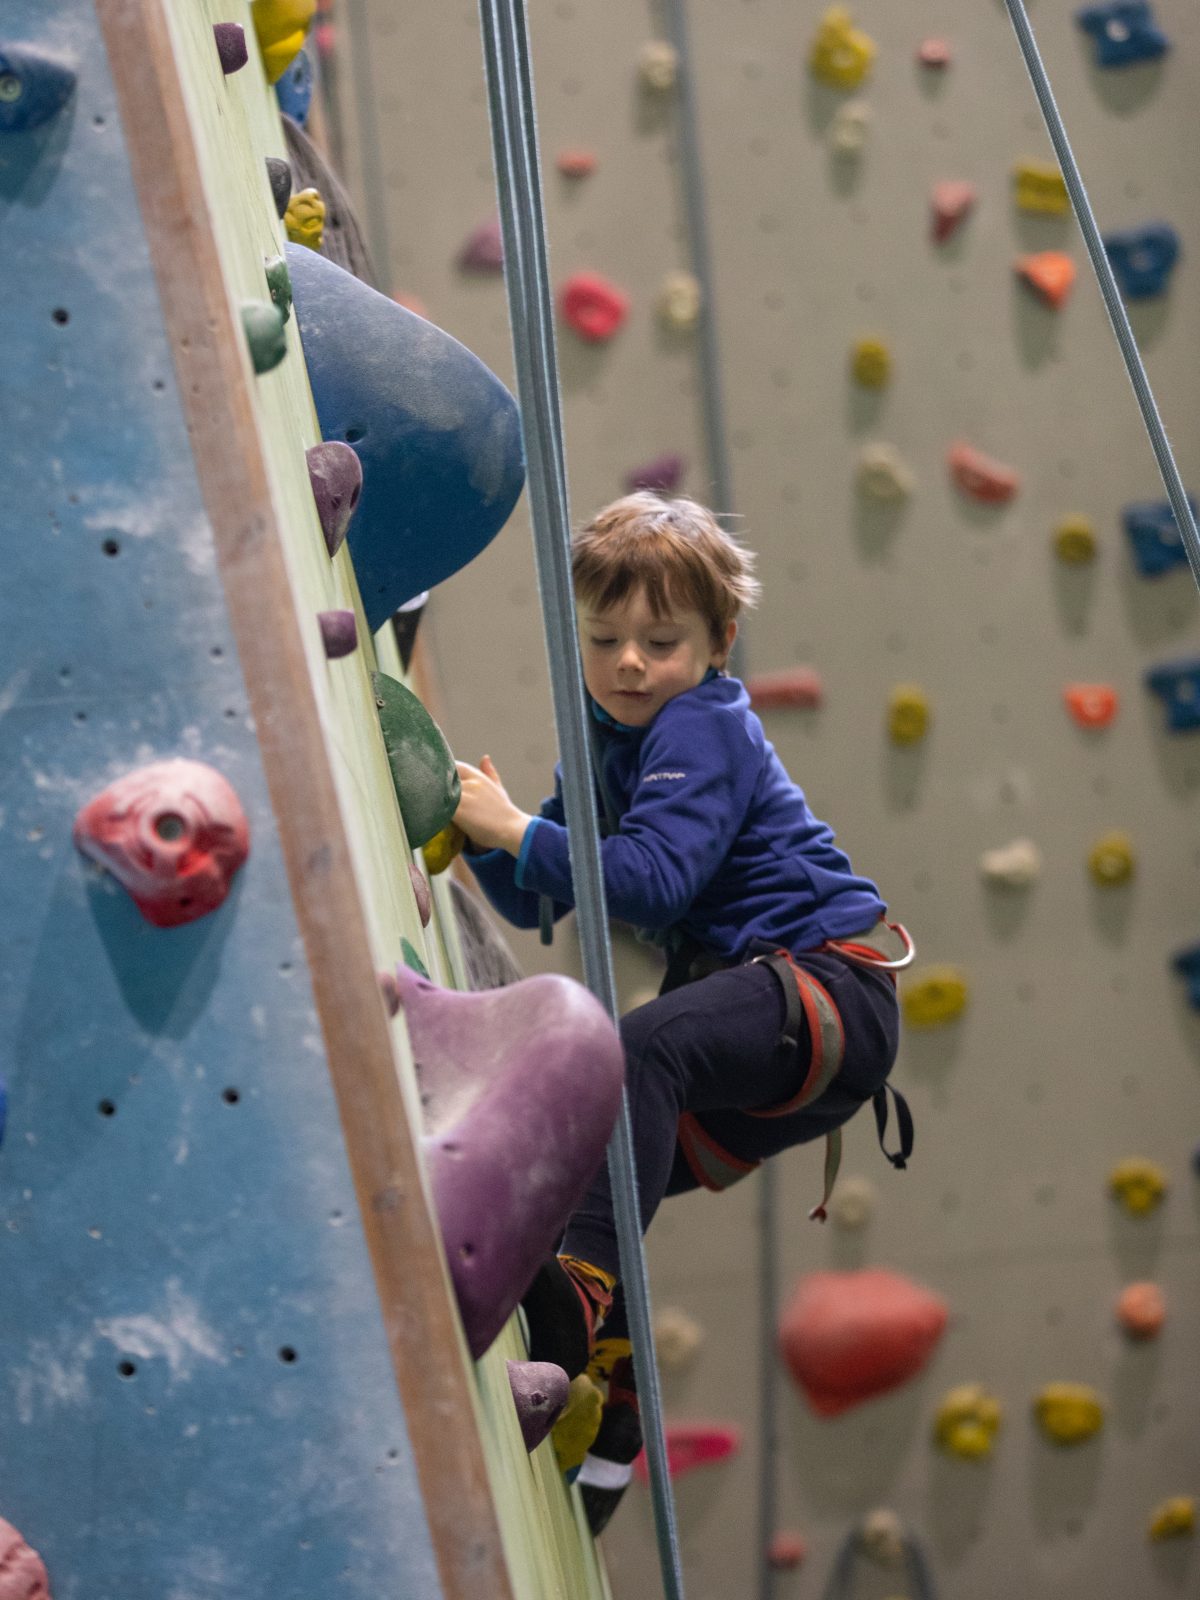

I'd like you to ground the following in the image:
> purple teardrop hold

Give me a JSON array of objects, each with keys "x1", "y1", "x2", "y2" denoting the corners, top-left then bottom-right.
[
  {"x1": 307, "y1": 440, "x2": 363, "y2": 557},
  {"x1": 507, "y1": 1359, "x2": 570, "y2": 1451},
  {"x1": 624, "y1": 451, "x2": 686, "y2": 495},
  {"x1": 397, "y1": 965, "x2": 625, "y2": 1359},
  {"x1": 318, "y1": 609, "x2": 358, "y2": 659},
  {"x1": 408, "y1": 863, "x2": 432, "y2": 927},
  {"x1": 458, "y1": 217, "x2": 504, "y2": 272},
  {"x1": 213, "y1": 22, "x2": 249, "y2": 74}
]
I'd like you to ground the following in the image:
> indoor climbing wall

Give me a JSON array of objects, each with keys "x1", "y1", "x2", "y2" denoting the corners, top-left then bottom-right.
[
  {"x1": 0, "y1": 3, "x2": 613, "y2": 1597},
  {"x1": 333, "y1": 1, "x2": 1200, "y2": 1596}
]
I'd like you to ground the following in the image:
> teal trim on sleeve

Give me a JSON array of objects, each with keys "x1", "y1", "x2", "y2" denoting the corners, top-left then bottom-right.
[{"x1": 514, "y1": 817, "x2": 541, "y2": 889}]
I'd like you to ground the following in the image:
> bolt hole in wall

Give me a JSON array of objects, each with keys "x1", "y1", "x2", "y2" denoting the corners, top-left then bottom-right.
[
  {"x1": 97, "y1": 1099, "x2": 116, "y2": 1117},
  {"x1": 101, "y1": 538, "x2": 119, "y2": 556},
  {"x1": 221, "y1": 1087, "x2": 240, "y2": 1105},
  {"x1": 278, "y1": 1346, "x2": 298, "y2": 1364},
  {"x1": 51, "y1": 307, "x2": 69, "y2": 325},
  {"x1": 117, "y1": 1360, "x2": 137, "y2": 1380}
]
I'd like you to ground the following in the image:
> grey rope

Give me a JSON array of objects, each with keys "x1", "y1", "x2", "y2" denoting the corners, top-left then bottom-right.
[
  {"x1": 1002, "y1": 0, "x2": 1200, "y2": 591},
  {"x1": 476, "y1": 4, "x2": 687, "y2": 1596},
  {"x1": 756, "y1": 1160, "x2": 780, "y2": 1600}
]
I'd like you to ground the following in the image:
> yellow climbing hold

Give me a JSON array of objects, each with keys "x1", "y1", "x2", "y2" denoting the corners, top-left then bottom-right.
[
  {"x1": 552, "y1": 1373, "x2": 604, "y2": 1474},
  {"x1": 902, "y1": 966, "x2": 967, "y2": 1028},
  {"x1": 1014, "y1": 160, "x2": 1069, "y2": 215},
  {"x1": 285, "y1": 186, "x2": 325, "y2": 250},
  {"x1": 659, "y1": 269, "x2": 703, "y2": 331},
  {"x1": 810, "y1": 7, "x2": 876, "y2": 90},
  {"x1": 251, "y1": 0, "x2": 315, "y2": 85},
  {"x1": 1088, "y1": 830, "x2": 1135, "y2": 886},
  {"x1": 888, "y1": 684, "x2": 930, "y2": 745},
  {"x1": 422, "y1": 822, "x2": 466, "y2": 877},
  {"x1": 1148, "y1": 1496, "x2": 1195, "y2": 1541},
  {"x1": 1054, "y1": 514, "x2": 1097, "y2": 564},
  {"x1": 852, "y1": 337, "x2": 892, "y2": 389},
  {"x1": 934, "y1": 1384, "x2": 1003, "y2": 1460},
  {"x1": 638, "y1": 39, "x2": 679, "y2": 93},
  {"x1": 1033, "y1": 1383, "x2": 1105, "y2": 1445},
  {"x1": 1109, "y1": 1156, "x2": 1167, "y2": 1216}
]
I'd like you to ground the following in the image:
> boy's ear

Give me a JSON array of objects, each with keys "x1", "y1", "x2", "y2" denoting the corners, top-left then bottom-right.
[{"x1": 714, "y1": 619, "x2": 737, "y2": 667}]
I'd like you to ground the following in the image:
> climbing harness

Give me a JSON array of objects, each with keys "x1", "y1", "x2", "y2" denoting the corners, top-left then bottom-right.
[
  {"x1": 676, "y1": 919, "x2": 916, "y2": 1219},
  {"x1": 476, "y1": 3, "x2": 686, "y2": 1595}
]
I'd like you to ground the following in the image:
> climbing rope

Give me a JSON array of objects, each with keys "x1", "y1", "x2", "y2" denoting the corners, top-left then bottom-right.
[
  {"x1": 475, "y1": 3, "x2": 687, "y2": 1596},
  {"x1": 1002, "y1": 0, "x2": 1200, "y2": 593}
]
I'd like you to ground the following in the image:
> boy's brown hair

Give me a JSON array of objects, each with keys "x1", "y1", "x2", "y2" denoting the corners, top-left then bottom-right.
[{"x1": 571, "y1": 492, "x2": 760, "y2": 648}]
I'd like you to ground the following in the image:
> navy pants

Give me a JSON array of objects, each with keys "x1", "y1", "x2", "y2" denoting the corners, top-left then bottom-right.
[{"x1": 561, "y1": 949, "x2": 901, "y2": 1282}]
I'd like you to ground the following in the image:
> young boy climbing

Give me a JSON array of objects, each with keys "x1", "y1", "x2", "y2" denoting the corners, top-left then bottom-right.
[{"x1": 452, "y1": 492, "x2": 912, "y2": 1523}]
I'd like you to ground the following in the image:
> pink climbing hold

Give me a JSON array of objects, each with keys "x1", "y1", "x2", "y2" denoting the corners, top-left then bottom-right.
[
  {"x1": 917, "y1": 38, "x2": 952, "y2": 69},
  {"x1": 0, "y1": 1518, "x2": 52, "y2": 1600},
  {"x1": 458, "y1": 217, "x2": 504, "y2": 273},
  {"x1": 1116, "y1": 1282, "x2": 1166, "y2": 1340},
  {"x1": 73, "y1": 759, "x2": 250, "y2": 929},
  {"x1": 948, "y1": 441, "x2": 1020, "y2": 504},
  {"x1": 746, "y1": 667, "x2": 824, "y2": 711},
  {"x1": 318, "y1": 609, "x2": 358, "y2": 659},
  {"x1": 408, "y1": 862, "x2": 432, "y2": 927},
  {"x1": 507, "y1": 1359, "x2": 571, "y2": 1450},
  {"x1": 560, "y1": 272, "x2": 630, "y2": 343},
  {"x1": 624, "y1": 452, "x2": 686, "y2": 495},
  {"x1": 778, "y1": 1269, "x2": 949, "y2": 1418},
  {"x1": 306, "y1": 440, "x2": 363, "y2": 558},
  {"x1": 767, "y1": 1532, "x2": 809, "y2": 1571},
  {"x1": 557, "y1": 148, "x2": 598, "y2": 178},
  {"x1": 633, "y1": 1422, "x2": 741, "y2": 1483},
  {"x1": 213, "y1": 22, "x2": 249, "y2": 75},
  {"x1": 394, "y1": 964, "x2": 625, "y2": 1359},
  {"x1": 931, "y1": 180, "x2": 977, "y2": 244}
]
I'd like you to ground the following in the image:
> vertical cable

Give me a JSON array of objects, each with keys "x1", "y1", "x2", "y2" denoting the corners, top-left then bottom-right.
[
  {"x1": 476, "y1": 4, "x2": 687, "y2": 1596},
  {"x1": 756, "y1": 1161, "x2": 779, "y2": 1600},
  {"x1": 1002, "y1": 0, "x2": 1200, "y2": 590}
]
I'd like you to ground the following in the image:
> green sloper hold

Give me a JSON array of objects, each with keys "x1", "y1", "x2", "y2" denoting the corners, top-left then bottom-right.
[
  {"x1": 372, "y1": 671, "x2": 461, "y2": 849},
  {"x1": 241, "y1": 300, "x2": 287, "y2": 373},
  {"x1": 263, "y1": 253, "x2": 293, "y2": 324}
]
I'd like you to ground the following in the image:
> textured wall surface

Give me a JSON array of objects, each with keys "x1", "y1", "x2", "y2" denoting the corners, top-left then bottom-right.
[{"x1": 338, "y1": 2, "x2": 1200, "y2": 1597}]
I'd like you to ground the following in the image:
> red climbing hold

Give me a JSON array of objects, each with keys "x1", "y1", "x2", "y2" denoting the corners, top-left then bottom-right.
[
  {"x1": 1064, "y1": 683, "x2": 1118, "y2": 729},
  {"x1": 768, "y1": 1532, "x2": 809, "y2": 1571},
  {"x1": 0, "y1": 1517, "x2": 52, "y2": 1600},
  {"x1": 948, "y1": 441, "x2": 1020, "y2": 504},
  {"x1": 560, "y1": 272, "x2": 630, "y2": 343},
  {"x1": 73, "y1": 759, "x2": 250, "y2": 929},
  {"x1": 778, "y1": 1269, "x2": 948, "y2": 1417},
  {"x1": 931, "y1": 180, "x2": 977, "y2": 244},
  {"x1": 746, "y1": 667, "x2": 824, "y2": 711},
  {"x1": 557, "y1": 148, "x2": 598, "y2": 178},
  {"x1": 1016, "y1": 251, "x2": 1077, "y2": 308},
  {"x1": 632, "y1": 1422, "x2": 742, "y2": 1482}
]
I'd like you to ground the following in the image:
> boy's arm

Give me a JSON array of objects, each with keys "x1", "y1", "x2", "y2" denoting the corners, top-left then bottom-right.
[
  {"x1": 461, "y1": 771, "x2": 575, "y2": 929},
  {"x1": 516, "y1": 705, "x2": 759, "y2": 927}
]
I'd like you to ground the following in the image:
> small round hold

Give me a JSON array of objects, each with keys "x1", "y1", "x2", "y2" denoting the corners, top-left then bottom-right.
[
  {"x1": 830, "y1": 1175, "x2": 874, "y2": 1229},
  {"x1": 1054, "y1": 514, "x2": 1097, "y2": 564},
  {"x1": 653, "y1": 1305, "x2": 703, "y2": 1370},
  {"x1": 830, "y1": 99, "x2": 870, "y2": 154},
  {"x1": 408, "y1": 862, "x2": 432, "y2": 927},
  {"x1": 1109, "y1": 1156, "x2": 1167, "y2": 1216},
  {"x1": 902, "y1": 966, "x2": 967, "y2": 1028},
  {"x1": 810, "y1": 8, "x2": 876, "y2": 89},
  {"x1": 422, "y1": 822, "x2": 466, "y2": 876},
  {"x1": 241, "y1": 300, "x2": 287, "y2": 374},
  {"x1": 638, "y1": 39, "x2": 679, "y2": 92},
  {"x1": 859, "y1": 1508, "x2": 906, "y2": 1567},
  {"x1": 934, "y1": 1383, "x2": 1003, "y2": 1459},
  {"x1": 979, "y1": 837, "x2": 1042, "y2": 888},
  {"x1": 888, "y1": 683, "x2": 930, "y2": 745},
  {"x1": 1116, "y1": 1281, "x2": 1166, "y2": 1339},
  {"x1": 917, "y1": 37, "x2": 953, "y2": 68},
  {"x1": 266, "y1": 155, "x2": 292, "y2": 218},
  {"x1": 561, "y1": 271, "x2": 629, "y2": 343},
  {"x1": 1148, "y1": 1496, "x2": 1195, "y2": 1542},
  {"x1": 557, "y1": 148, "x2": 597, "y2": 178},
  {"x1": 1033, "y1": 1382, "x2": 1105, "y2": 1445},
  {"x1": 658, "y1": 270, "x2": 702, "y2": 332},
  {"x1": 213, "y1": 22, "x2": 249, "y2": 74},
  {"x1": 318, "y1": 609, "x2": 357, "y2": 659},
  {"x1": 767, "y1": 1532, "x2": 808, "y2": 1571},
  {"x1": 852, "y1": 336, "x2": 891, "y2": 388},
  {"x1": 1088, "y1": 830, "x2": 1135, "y2": 886}
]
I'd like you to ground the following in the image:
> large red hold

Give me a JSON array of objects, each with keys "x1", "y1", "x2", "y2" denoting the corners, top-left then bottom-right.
[
  {"x1": 632, "y1": 1422, "x2": 741, "y2": 1482},
  {"x1": 73, "y1": 758, "x2": 250, "y2": 928},
  {"x1": 778, "y1": 1269, "x2": 948, "y2": 1417},
  {"x1": 0, "y1": 1517, "x2": 52, "y2": 1600}
]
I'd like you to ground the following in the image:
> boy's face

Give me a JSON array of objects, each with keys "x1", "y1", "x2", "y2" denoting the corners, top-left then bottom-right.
[{"x1": 578, "y1": 587, "x2": 736, "y2": 728}]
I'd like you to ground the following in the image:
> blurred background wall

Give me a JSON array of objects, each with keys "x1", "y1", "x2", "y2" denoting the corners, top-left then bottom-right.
[{"x1": 326, "y1": 4, "x2": 1199, "y2": 1595}]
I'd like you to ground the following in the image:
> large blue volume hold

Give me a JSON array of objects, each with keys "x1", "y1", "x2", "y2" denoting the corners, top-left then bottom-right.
[
  {"x1": 287, "y1": 244, "x2": 526, "y2": 628},
  {"x1": 0, "y1": 42, "x2": 76, "y2": 131}
]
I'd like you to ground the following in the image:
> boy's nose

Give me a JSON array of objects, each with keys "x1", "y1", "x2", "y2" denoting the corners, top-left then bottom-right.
[{"x1": 617, "y1": 643, "x2": 645, "y2": 673}]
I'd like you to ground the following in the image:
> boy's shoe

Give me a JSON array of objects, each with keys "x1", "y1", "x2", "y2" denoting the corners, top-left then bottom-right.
[
  {"x1": 577, "y1": 1355, "x2": 642, "y2": 1536},
  {"x1": 520, "y1": 1254, "x2": 615, "y2": 1381}
]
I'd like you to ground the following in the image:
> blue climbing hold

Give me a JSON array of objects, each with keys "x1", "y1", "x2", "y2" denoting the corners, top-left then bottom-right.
[
  {"x1": 1123, "y1": 496, "x2": 1197, "y2": 577},
  {"x1": 1077, "y1": 3, "x2": 1169, "y2": 69},
  {"x1": 276, "y1": 44, "x2": 314, "y2": 126},
  {"x1": 0, "y1": 43, "x2": 76, "y2": 132},
  {"x1": 1104, "y1": 222, "x2": 1179, "y2": 299},
  {"x1": 1145, "y1": 658, "x2": 1200, "y2": 733},
  {"x1": 286, "y1": 244, "x2": 525, "y2": 629},
  {"x1": 1172, "y1": 944, "x2": 1200, "y2": 1010}
]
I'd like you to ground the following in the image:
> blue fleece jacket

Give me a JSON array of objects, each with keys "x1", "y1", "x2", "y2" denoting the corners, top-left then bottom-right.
[{"x1": 464, "y1": 673, "x2": 886, "y2": 961}]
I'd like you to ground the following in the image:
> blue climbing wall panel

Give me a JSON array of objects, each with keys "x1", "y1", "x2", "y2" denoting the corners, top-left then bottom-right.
[{"x1": 0, "y1": 4, "x2": 443, "y2": 1594}]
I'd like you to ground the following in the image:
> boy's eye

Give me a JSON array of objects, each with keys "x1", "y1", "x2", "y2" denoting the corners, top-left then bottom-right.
[
  {"x1": 649, "y1": 639, "x2": 678, "y2": 649},
  {"x1": 590, "y1": 636, "x2": 616, "y2": 647}
]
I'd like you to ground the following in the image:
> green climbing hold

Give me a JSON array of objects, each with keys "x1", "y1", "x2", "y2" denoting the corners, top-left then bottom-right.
[
  {"x1": 400, "y1": 937, "x2": 430, "y2": 978},
  {"x1": 241, "y1": 300, "x2": 287, "y2": 374},
  {"x1": 371, "y1": 670, "x2": 461, "y2": 849},
  {"x1": 263, "y1": 253, "x2": 293, "y2": 324}
]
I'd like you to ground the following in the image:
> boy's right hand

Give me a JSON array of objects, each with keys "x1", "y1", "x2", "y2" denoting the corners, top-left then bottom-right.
[{"x1": 454, "y1": 755, "x2": 533, "y2": 857}]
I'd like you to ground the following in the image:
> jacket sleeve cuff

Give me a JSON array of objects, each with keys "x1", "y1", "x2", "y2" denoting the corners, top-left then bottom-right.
[{"x1": 513, "y1": 817, "x2": 541, "y2": 890}]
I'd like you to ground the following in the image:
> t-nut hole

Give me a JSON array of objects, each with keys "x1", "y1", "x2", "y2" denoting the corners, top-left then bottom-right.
[
  {"x1": 51, "y1": 307, "x2": 70, "y2": 326},
  {"x1": 459, "y1": 1242, "x2": 475, "y2": 1261},
  {"x1": 0, "y1": 72, "x2": 23, "y2": 103},
  {"x1": 117, "y1": 1359, "x2": 137, "y2": 1378},
  {"x1": 222, "y1": 1087, "x2": 241, "y2": 1105},
  {"x1": 154, "y1": 812, "x2": 186, "y2": 841},
  {"x1": 101, "y1": 538, "x2": 120, "y2": 557},
  {"x1": 278, "y1": 1345, "x2": 298, "y2": 1364},
  {"x1": 344, "y1": 425, "x2": 366, "y2": 444},
  {"x1": 98, "y1": 1099, "x2": 117, "y2": 1117}
]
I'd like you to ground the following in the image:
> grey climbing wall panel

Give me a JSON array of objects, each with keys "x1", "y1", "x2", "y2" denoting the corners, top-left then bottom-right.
[{"x1": 336, "y1": 1, "x2": 1200, "y2": 1596}]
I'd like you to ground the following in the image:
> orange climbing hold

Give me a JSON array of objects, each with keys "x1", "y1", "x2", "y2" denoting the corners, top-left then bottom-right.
[
  {"x1": 746, "y1": 667, "x2": 824, "y2": 710},
  {"x1": 633, "y1": 1422, "x2": 741, "y2": 1482},
  {"x1": 1016, "y1": 251, "x2": 1077, "y2": 308},
  {"x1": 1116, "y1": 1282, "x2": 1166, "y2": 1340},
  {"x1": 948, "y1": 441, "x2": 1020, "y2": 504},
  {"x1": 1064, "y1": 683, "x2": 1118, "y2": 729},
  {"x1": 557, "y1": 148, "x2": 597, "y2": 178}
]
